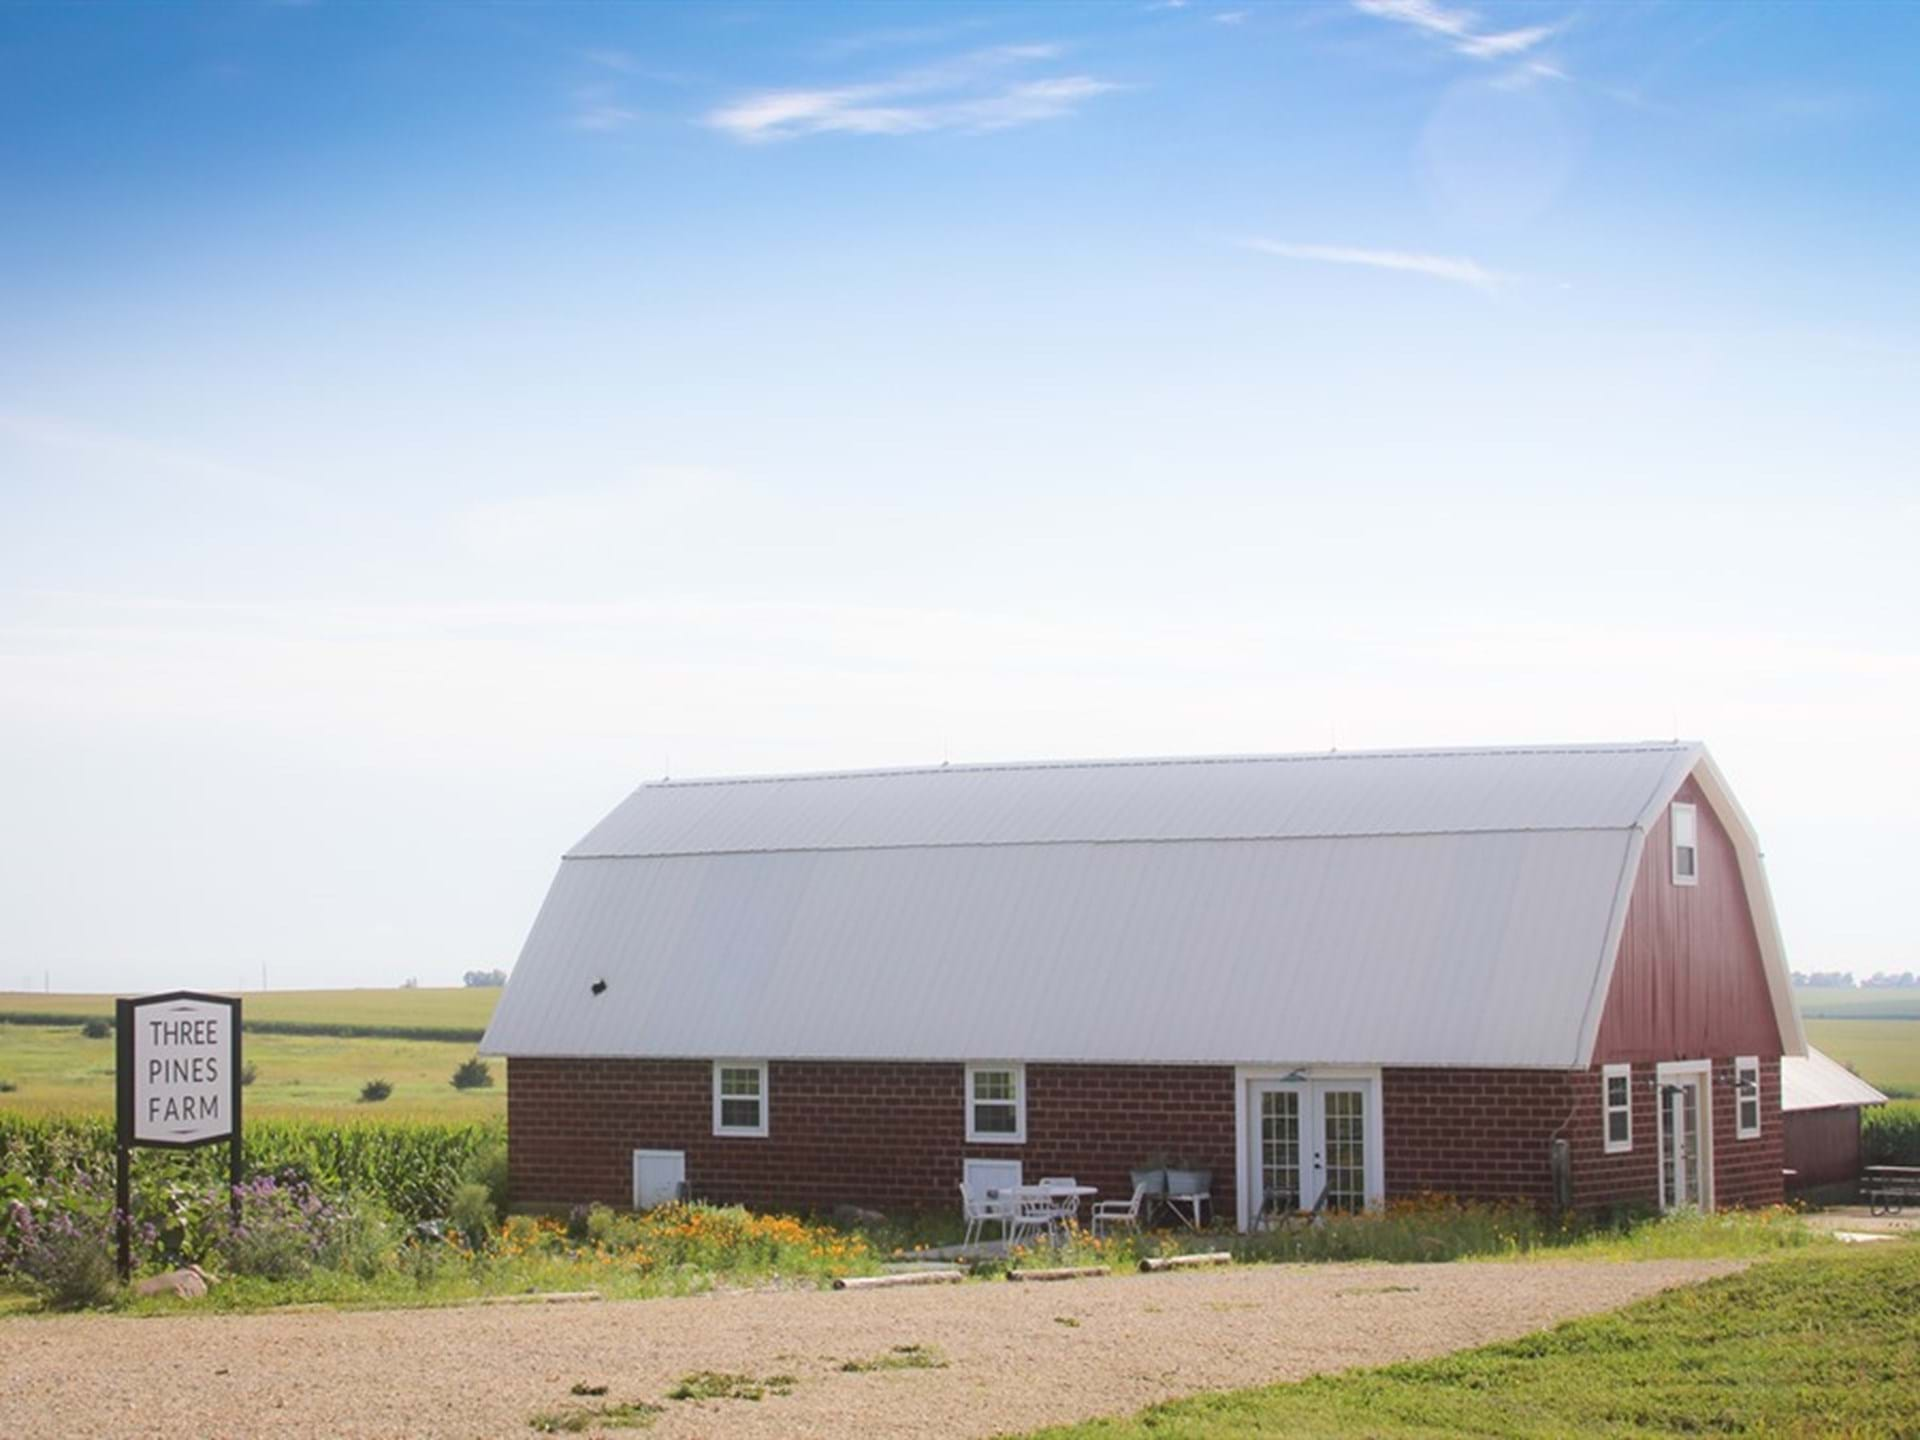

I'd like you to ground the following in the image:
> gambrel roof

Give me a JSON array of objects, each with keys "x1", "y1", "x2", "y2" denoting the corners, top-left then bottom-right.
[{"x1": 483, "y1": 742, "x2": 1803, "y2": 1068}]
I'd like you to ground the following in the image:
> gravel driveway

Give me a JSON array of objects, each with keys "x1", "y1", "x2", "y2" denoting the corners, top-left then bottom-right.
[{"x1": 0, "y1": 1258, "x2": 1742, "y2": 1439}]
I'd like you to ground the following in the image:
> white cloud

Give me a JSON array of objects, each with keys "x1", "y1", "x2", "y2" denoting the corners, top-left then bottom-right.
[
  {"x1": 705, "y1": 44, "x2": 1118, "y2": 142},
  {"x1": 1236, "y1": 238, "x2": 1500, "y2": 291},
  {"x1": 1215, "y1": 11, "x2": 1251, "y2": 24},
  {"x1": 1353, "y1": 0, "x2": 1557, "y2": 63}
]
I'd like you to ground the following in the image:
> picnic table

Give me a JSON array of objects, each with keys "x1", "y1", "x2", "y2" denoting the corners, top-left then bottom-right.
[{"x1": 1864, "y1": 1165, "x2": 1920, "y2": 1216}]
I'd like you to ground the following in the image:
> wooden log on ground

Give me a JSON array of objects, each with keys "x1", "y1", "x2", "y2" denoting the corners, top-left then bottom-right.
[
  {"x1": 834, "y1": 1269, "x2": 965, "y2": 1291},
  {"x1": 1006, "y1": 1266, "x2": 1108, "y2": 1283},
  {"x1": 472, "y1": 1291, "x2": 603, "y2": 1305},
  {"x1": 1139, "y1": 1252, "x2": 1232, "y2": 1273}
]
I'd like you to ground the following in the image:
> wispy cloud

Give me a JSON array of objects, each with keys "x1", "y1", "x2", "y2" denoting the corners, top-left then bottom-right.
[
  {"x1": 1353, "y1": 0, "x2": 1557, "y2": 62},
  {"x1": 568, "y1": 87, "x2": 641, "y2": 131},
  {"x1": 1237, "y1": 238, "x2": 1500, "y2": 291},
  {"x1": 705, "y1": 44, "x2": 1119, "y2": 142},
  {"x1": 1215, "y1": 11, "x2": 1251, "y2": 25}
]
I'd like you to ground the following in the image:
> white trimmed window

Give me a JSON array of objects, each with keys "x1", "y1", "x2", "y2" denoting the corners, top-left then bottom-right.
[
  {"x1": 1602, "y1": 1063, "x2": 1633, "y2": 1154},
  {"x1": 1735, "y1": 1056, "x2": 1761, "y2": 1139},
  {"x1": 712, "y1": 1061, "x2": 768, "y2": 1137},
  {"x1": 965, "y1": 1063, "x2": 1025, "y2": 1143},
  {"x1": 1671, "y1": 803, "x2": 1699, "y2": 886}
]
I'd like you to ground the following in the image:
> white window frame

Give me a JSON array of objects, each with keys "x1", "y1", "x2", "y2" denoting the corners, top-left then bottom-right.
[
  {"x1": 1735, "y1": 1056, "x2": 1761, "y2": 1139},
  {"x1": 712, "y1": 1060, "x2": 768, "y2": 1138},
  {"x1": 1671, "y1": 802, "x2": 1699, "y2": 887},
  {"x1": 964, "y1": 1062, "x2": 1026, "y2": 1144},
  {"x1": 1602, "y1": 1062, "x2": 1634, "y2": 1154}
]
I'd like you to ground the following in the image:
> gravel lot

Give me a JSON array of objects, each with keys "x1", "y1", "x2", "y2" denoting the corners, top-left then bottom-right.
[{"x1": 0, "y1": 1258, "x2": 1742, "y2": 1439}]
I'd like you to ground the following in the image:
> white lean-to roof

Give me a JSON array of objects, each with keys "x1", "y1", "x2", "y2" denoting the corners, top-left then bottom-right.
[
  {"x1": 1781, "y1": 1047, "x2": 1888, "y2": 1112},
  {"x1": 483, "y1": 742, "x2": 1804, "y2": 1069}
]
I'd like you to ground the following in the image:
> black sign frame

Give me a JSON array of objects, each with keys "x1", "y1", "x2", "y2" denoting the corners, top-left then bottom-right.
[{"x1": 115, "y1": 991, "x2": 243, "y2": 1279}]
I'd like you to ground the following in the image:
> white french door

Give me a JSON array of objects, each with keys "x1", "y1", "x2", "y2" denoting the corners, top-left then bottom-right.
[
  {"x1": 1248, "y1": 1078, "x2": 1375, "y2": 1221},
  {"x1": 1655, "y1": 1063, "x2": 1712, "y2": 1212}
]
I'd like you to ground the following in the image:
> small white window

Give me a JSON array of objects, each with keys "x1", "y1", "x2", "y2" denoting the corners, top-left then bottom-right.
[
  {"x1": 965, "y1": 1063, "x2": 1026, "y2": 1143},
  {"x1": 712, "y1": 1061, "x2": 768, "y2": 1137},
  {"x1": 1602, "y1": 1063, "x2": 1633, "y2": 1154},
  {"x1": 1671, "y1": 803, "x2": 1699, "y2": 886},
  {"x1": 1735, "y1": 1056, "x2": 1761, "y2": 1139}
]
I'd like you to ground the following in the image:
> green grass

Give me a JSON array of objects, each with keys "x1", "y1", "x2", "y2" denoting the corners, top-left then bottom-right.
[
  {"x1": 0, "y1": 990, "x2": 503, "y2": 1044},
  {"x1": 1791, "y1": 986, "x2": 1920, "y2": 1021},
  {"x1": 0, "y1": 1020, "x2": 505, "y2": 1119},
  {"x1": 1025, "y1": 1242, "x2": 1920, "y2": 1439},
  {"x1": 1804, "y1": 1018, "x2": 1920, "y2": 1098}
]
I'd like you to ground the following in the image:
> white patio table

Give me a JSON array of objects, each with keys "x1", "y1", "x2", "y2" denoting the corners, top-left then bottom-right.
[{"x1": 992, "y1": 1183, "x2": 1098, "y2": 1245}]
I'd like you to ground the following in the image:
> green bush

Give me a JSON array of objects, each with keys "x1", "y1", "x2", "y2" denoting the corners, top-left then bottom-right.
[
  {"x1": 359, "y1": 1079, "x2": 393, "y2": 1103},
  {"x1": 239, "y1": 1061, "x2": 258, "y2": 1087},
  {"x1": 6, "y1": 1205, "x2": 119, "y2": 1309},
  {"x1": 79, "y1": 1019, "x2": 111, "y2": 1040},
  {"x1": 450, "y1": 1057, "x2": 493, "y2": 1090},
  {"x1": 1864, "y1": 1101, "x2": 1920, "y2": 1166},
  {"x1": 0, "y1": 1079, "x2": 16, "y2": 1093},
  {"x1": 318, "y1": 1198, "x2": 400, "y2": 1280},
  {"x1": 449, "y1": 1182, "x2": 496, "y2": 1250}
]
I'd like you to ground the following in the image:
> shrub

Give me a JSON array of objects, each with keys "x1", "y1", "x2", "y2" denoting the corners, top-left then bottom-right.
[
  {"x1": 450, "y1": 1057, "x2": 493, "y2": 1091},
  {"x1": 461, "y1": 1135, "x2": 509, "y2": 1213},
  {"x1": 239, "y1": 1061, "x2": 258, "y2": 1088},
  {"x1": 318, "y1": 1198, "x2": 399, "y2": 1280},
  {"x1": 5, "y1": 1202, "x2": 118, "y2": 1309},
  {"x1": 448, "y1": 1182, "x2": 496, "y2": 1251},
  {"x1": 79, "y1": 1019, "x2": 111, "y2": 1040},
  {"x1": 213, "y1": 1174, "x2": 340, "y2": 1280},
  {"x1": 0, "y1": 1079, "x2": 16, "y2": 1093},
  {"x1": 359, "y1": 1079, "x2": 393, "y2": 1103}
]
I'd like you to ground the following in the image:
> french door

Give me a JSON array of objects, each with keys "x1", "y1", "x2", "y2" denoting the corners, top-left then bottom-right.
[
  {"x1": 1657, "y1": 1067, "x2": 1712, "y2": 1212},
  {"x1": 1250, "y1": 1079, "x2": 1373, "y2": 1219}
]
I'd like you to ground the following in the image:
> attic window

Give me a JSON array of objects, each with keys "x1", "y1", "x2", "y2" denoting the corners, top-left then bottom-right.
[
  {"x1": 712, "y1": 1061, "x2": 768, "y2": 1137},
  {"x1": 1671, "y1": 803, "x2": 1698, "y2": 887}
]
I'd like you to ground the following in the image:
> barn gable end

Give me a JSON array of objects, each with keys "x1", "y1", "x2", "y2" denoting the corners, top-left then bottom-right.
[{"x1": 1590, "y1": 773, "x2": 1786, "y2": 1064}]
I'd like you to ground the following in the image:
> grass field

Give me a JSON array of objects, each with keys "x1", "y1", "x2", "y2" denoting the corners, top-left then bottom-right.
[
  {"x1": 1026, "y1": 1242, "x2": 1920, "y2": 1439},
  {"x1": 0, "y1": 986, "x2": 501, "y2": 1033},
  {"x1": 1804, "y1": 1017, "x2": 1920, "y2": 1098},
  {"x1": 1790, "y1": 986, "x2": 1920, "y2": 1020},
  {"x1": 0, "y1": 1020, "x2": 504, "y2": 1120}
]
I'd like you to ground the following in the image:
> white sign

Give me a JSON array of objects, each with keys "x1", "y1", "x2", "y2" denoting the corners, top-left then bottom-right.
[{"x1": 131, "y1": 996, "x2": 235, "y2": 1144}]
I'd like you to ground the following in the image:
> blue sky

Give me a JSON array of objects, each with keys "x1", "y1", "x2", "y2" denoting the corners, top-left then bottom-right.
[{"x1": 2, "y1": 1, "x2": 1916, "y2": 992}]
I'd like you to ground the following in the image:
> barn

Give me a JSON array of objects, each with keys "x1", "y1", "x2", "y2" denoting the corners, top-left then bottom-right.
[
  {"x1": 1781, "y1": 1047, "x2": 1887, "y2": 1196},
  {"x1": 482, "y1": 741, "x2": 1805, "y2": 1225}
]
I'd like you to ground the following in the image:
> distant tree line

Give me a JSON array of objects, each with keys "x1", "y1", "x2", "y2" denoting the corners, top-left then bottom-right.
[
  {"x1": 1792, "y1": 969, "x2": 1919, "y2": 989},
  {"x1": 462, "y1": 969, "x2": 509, "y2": 988}
]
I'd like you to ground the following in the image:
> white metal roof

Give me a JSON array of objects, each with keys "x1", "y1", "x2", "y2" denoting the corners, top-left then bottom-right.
[
  {"x1": 1781, "y1": 1047, "x2": 1888, "y2": 1112},
  {"x1": 483, "y1": 741, "x2": 1801, "y2": 1069}
]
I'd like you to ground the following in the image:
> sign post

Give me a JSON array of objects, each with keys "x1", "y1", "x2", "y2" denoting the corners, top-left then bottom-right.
[{"x1": 115, "y1": 991, "x2": 243, "y2": 1281}]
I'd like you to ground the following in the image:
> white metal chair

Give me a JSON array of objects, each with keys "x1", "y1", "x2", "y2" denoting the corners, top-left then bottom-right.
[
  {"x1": 1092, "y1": 1181, "x2": 1149, "y2": 1237},
  {"x1": 1006, "y1": 1187, "x2": 1062, "y2": 1249},
  {"x1": 957, "y1": 1181, "x2": 1011, "y2": 1250},
  {"x1": 1039, "y1": 1176, "x2": 1082, "y2": 1226}
]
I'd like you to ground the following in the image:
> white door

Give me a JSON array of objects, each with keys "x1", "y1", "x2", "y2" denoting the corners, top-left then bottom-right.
[
  {"x1": 1249, "y1": 1080, "x2": 1374, "y2": 1219},
  {"x1": 1658, "y1": 1073, "x2": 1710, "y2": 1211}
]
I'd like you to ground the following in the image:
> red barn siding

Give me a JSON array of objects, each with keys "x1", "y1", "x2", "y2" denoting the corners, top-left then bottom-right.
[
  {"x1": 1592, "y1": 775, "x2": 1782, "y2": 1064},
  {"x1": 1783, "y1": 1107, "x2": 1863, "y2": 1192}
]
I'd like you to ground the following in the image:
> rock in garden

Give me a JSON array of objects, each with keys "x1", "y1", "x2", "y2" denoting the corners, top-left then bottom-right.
[
  {"x1": 135, "y1": 1265, "x2": 212, "y2": 1300},
  {"x1": 833, "y1": 1204, "x2": 887, "y2": 1225}
]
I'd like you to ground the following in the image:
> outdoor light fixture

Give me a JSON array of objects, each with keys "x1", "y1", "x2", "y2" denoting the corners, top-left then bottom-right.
[{"x1": 590, "y1": 978, "x2": 608, "y2": 996}]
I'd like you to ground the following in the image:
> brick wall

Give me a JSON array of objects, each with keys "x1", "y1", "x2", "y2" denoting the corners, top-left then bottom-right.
[
  {"x1": 507, "y1": 1056, "x2": 1782, "y2": 1217},
  {"x1": 506, "y1": 1058, "x2": 1236, "y2": 1215}
]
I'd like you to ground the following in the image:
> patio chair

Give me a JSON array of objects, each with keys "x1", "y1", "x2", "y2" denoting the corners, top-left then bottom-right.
[
  {"x1": 1092, "y1": 1181, "x2": 1149, "y2": 1238},
  {"x1": 1006, "y1": 1187, "x2": 1062, "y2": 1249},
  {"x1": 1039, "y1": 1176, "x2": 1083, "y2": 1225},
  {"x1": 957, "y1": 1181, "x2": 1011, "y2": 1251}
]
